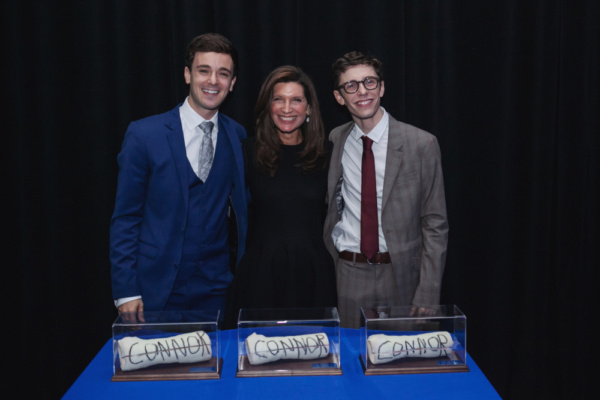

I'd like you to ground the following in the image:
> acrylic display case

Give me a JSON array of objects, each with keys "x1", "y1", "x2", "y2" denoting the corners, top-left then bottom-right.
[
  {"x1": 111, "y1": 310, "x2": 222, "y2": 381},
  {"x1": 236, "y1": 307, "x2": 342, "y2": 377},
  {"x1": 360, "y1": 304, "x2": 468, "y2": 375}
]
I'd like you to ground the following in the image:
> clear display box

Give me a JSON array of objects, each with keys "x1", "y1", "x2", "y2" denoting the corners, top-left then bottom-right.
[
  {"x1": 111, "y1": 310, "x2": 222, "y2": 381},
  {"x1": 360, "y1": 304, "x2": 468, "y2": 375},
  {"x1": 236, "y1": 308, "x2": 342, "y2": 377}
]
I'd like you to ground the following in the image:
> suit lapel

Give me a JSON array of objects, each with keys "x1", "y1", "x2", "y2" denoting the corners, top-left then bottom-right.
[
  {"x1": 328, "y1": 123, "x2": 353, "y2": 205},
  {"x1": 165, "y1": 105, "x2": 190, "y2": 212},
  {"x1": 218, "y1": 116, "x2": 244, "y2": 183},
  {"x1": 382, "y1": 116, "x2": 404, "y2": 212}
]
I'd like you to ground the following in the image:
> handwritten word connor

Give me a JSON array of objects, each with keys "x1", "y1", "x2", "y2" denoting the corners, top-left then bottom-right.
[
  {"x1": 245, "y1": 332, "x2": 330, "y2": 365},
  {"x1": 367, "y1": 331, "x2": 454, "y2": 364},
  {"x1": 118, "y1": 330, "x2": 212, "y2": 371}
]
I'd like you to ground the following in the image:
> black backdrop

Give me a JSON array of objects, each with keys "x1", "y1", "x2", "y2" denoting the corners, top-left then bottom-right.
[{"x1": 6, "y1": 1, "x2": 598, "y2": 398}]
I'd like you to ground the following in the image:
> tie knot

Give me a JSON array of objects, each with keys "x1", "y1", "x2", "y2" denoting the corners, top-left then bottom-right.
[
  {"x1": 200, "y1": 121, "x2": 214, "y2": 136},
  {"x1": 361, "y1": 135, "x2": 373, "y2": 150}
]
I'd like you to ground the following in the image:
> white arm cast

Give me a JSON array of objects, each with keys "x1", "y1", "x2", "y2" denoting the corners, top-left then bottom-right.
[
  {"x1": 367, "y1": 331, "x2": 454, "y2": 364},
  {"x1": 118, "y1": 330, "x2": 212, "y2": 371},
  {"x1": 245, "y1": 332, "x2": 330, "y2": 366}
]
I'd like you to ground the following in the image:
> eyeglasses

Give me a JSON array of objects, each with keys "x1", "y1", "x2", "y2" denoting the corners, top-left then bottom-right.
[{"x1": 337, "y1": 77, "x2": 380, "y2": 94}]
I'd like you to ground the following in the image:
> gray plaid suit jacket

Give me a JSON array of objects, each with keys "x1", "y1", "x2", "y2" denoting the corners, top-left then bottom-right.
[{"x1": 323, "y1": 114, "x2": 449, "y2": 307}]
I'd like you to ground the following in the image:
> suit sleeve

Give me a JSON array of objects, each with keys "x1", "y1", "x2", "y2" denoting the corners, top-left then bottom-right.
[
  {"x1": 413, "y1": 136, "x2": 449, "y2": 306},
  {"x1": 110, "y1": 122, "x2": 149, "y2": 300}
]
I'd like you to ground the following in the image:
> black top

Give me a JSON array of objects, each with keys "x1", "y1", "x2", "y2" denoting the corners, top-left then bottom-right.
[{"x1": 226, "y1": 136, "x2": 337, "y2": 326}]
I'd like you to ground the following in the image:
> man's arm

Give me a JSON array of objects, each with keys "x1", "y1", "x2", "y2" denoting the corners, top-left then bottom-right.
[
  {"x1": 412, "y1": 135, "x2": 449, "y2": 306},
  {"x1": 110, "y1": 122, "x2": 149, "y2": 302},
  {"x1": 117, "y1": 298, "x2": 145, "y2": 323},
  {"x1": 117, "y1": 298, "x2": 144, "y2": 314}
]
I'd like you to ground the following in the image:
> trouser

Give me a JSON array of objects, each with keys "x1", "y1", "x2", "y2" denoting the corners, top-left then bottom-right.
[
  {"x1": 336, "y1": 257, "x2": 402, "y2": 328},
  {"x1": 163, "y1": 256, "x2": 230, "y2": 319}
]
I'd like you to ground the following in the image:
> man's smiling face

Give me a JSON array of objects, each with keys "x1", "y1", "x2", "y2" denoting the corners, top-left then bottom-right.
[
  {"x1": 333, "y1": 64, "x2": 384, "y2": 126},
  {"x1": 184, "y1": 51, "x2": 236, "y2": 119}
]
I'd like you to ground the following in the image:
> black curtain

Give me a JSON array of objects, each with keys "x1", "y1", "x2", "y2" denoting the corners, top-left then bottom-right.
[{"x1": 6, "y1": 1, "x2": 598, "y2": 398}]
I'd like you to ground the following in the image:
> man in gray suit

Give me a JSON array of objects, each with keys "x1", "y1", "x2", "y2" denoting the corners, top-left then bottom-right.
[{"x1": 324, "y1": 51, "x2": 448, "y2": 328}]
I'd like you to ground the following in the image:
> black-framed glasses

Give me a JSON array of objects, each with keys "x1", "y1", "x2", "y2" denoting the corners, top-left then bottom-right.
[{"x1": 337, "y1": 77, "x2": 380, "y2": 94}]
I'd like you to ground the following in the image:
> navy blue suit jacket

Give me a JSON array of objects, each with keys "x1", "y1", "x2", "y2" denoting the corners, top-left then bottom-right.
[{"x1": 110, "y1": 104, "x2": 248, "y2": 311}]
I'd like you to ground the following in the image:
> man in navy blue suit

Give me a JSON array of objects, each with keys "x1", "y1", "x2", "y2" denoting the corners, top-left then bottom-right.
[{"x1": 110, "y1": 33, "x2": 247, "y2": 316}]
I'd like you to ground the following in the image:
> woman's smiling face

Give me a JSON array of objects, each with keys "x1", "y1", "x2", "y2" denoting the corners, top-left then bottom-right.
[{"x1": 270, "y1": 82, "x2": 310, "y2": 139}]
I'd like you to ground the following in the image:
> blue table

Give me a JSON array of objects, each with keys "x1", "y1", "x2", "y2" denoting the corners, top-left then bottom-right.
[{"x1": 63, "y1": 329, "x2": 500, "y2": 399}]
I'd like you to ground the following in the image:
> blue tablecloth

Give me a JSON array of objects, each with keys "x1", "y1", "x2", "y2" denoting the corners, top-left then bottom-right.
[{"x1": 63, "y1": 328, "x2": 500, "y2": 399}]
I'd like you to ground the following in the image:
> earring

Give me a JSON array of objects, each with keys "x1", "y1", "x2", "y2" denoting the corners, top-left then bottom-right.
[{"x1": 306, "y1": 115, "x2": 310, "y2": 123}]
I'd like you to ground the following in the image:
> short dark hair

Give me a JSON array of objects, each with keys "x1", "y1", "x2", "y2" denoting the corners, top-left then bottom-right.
[
  {"x1": 185, "y1": 33, "x2": 239, "y2": 76},
  {"x1": 331, "y1": 51, "x2": 383, "y2": 89}
]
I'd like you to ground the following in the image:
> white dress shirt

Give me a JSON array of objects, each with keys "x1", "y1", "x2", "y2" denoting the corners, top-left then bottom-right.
[
  {"x1": 180, "y1": 96, "x2": 219, "y2": 177},
  {"x1": 332, "y1": 107, "x2": 389, "y2": 253}
]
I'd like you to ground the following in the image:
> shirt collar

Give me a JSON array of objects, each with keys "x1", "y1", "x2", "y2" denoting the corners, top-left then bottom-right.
[
  {"x1": 350, "y1": 107, "x2": 388, "y2": 143},
  {"x1": 180, "y1": 96, "x2": 219, "y2": 132}
]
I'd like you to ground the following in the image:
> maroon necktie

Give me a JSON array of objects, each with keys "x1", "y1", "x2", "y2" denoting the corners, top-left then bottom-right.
[{"x1": 360, "y1": 136, "x2": 379, "y2": 260}]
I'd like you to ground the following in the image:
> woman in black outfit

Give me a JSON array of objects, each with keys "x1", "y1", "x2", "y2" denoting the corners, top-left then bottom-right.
[{"x1": 226, "y1": 66, "x2": 337, "y2": 326}]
